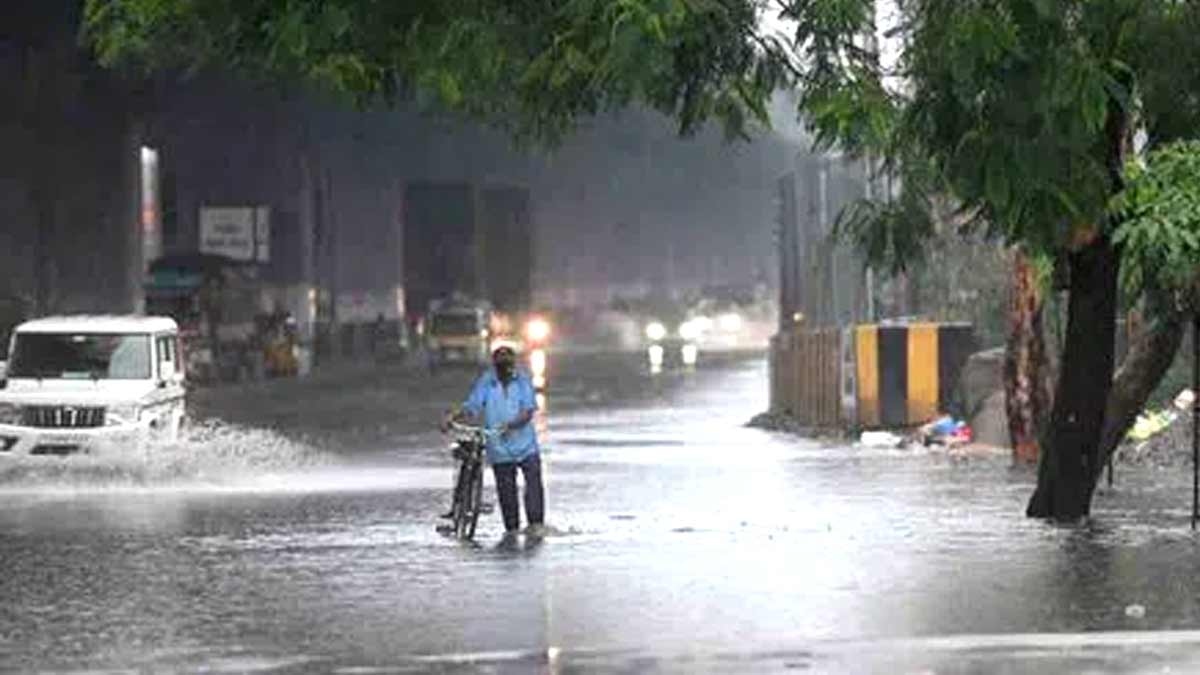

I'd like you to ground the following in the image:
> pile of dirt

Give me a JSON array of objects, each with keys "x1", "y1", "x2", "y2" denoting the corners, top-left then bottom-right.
[
  {"x1": 1117, "y1": 413, "x2": 1199, "y2": 468},
  {"x1": 745, "y1": 412, "x2": 850, "y2": 441}
]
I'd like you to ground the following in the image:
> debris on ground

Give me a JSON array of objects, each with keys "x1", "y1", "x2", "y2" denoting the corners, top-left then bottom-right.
[
  {"x1": 1116, "y1": 389, "x2": 1196, "y2": 467},
  {"x1": 1117, "y1": 412, "x2": 1195, "y2": 467},
  {"x1": 745, "y1": 412, "x2": 849, "y2": 442},
  {"x1": 860, "y1": 431, "x2": 906, "y2": 448},
  {"x1": 914, "y1": 413, "x2": 973, "y2": 448}
]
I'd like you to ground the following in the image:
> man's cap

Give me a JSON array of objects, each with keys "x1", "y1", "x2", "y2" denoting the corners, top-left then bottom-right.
[{"x1": 491, "y1": 339, "x2": 520, "y2": 357}]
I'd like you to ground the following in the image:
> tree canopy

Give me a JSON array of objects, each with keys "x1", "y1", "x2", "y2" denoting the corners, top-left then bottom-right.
[
  {"x1": 81, "y1": 0, "x2": 1200, "y2": 258},
  {"x1": 1114, "y1": 141, "x2": 1200, "y2": 302},
  {"x1": 816, "y1": 2, "x2": 1177, "y2": 262},
  {"x1": 83, "y1": 0, "x2": 792, "y2": 141}
]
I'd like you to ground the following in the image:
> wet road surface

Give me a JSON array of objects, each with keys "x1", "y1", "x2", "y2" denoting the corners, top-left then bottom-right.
[{"x1": 4, "y1": 353, "x2": 1200, "y2": 672}]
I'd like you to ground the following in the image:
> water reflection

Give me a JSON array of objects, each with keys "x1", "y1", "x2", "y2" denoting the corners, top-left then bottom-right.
[{"x1": 7, "y1": 356, "x2": 1200, "y2": 671}]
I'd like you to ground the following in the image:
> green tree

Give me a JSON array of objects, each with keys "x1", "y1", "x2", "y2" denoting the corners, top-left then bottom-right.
[
  {"x1": 799, "y1": 0, "x2": 1200, "y2": 519},
  {"x1": 1094, "y1": 142, "x2": 1200, "y2": 468},
  {"x1": 82, "y1": 0, "x2": 791, "y2": 142},
  {"x1": 1113, "y1": 142, "x2": 1200, "y2": 300},
  {"x1": 1109, "y1": 140, "x2": 1200, "y2": 361}
]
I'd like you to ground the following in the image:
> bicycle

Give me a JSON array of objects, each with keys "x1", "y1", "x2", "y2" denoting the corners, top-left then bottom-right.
[{"x1": 443, "y1": 421, "x2": 499, "y2": 540}]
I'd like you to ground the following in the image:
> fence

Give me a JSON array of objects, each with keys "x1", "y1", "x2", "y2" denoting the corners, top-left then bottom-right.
[{"x1": 769, "y1": 327, "x2": 845, "y2": 428}]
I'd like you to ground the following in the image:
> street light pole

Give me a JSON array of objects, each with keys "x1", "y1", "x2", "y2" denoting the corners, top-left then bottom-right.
[{"x1": 1192, "y1": 312, "x2": 1198, "y2": 530}]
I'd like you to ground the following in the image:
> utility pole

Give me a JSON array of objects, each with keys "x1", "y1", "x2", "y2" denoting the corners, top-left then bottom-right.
[
  {"x1": 820, "y1": 155, "x2": 834, "y2": 327},
  {"x1": 1193, "y1": 313, "x2": 1198, "y2": 530},
  {"x1": 325, "y1": 168, "x2": 339, "y2": 352},
  {"x1": 863, "y1": 155, "x2": 878, "y2": 323}
]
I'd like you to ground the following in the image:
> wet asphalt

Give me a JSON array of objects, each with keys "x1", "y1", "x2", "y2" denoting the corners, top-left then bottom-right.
[{"x1": 2, "y1": 352, "x2": 1200, "y2": 673}]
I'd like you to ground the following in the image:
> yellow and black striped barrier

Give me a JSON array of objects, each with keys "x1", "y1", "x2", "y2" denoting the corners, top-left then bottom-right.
[{"x1": 854, "y1": 322, "x2": 976, "y2": 429}]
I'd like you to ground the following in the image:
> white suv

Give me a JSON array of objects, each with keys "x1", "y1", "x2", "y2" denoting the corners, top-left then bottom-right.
[{"x1": 0, "y1": 315, "x2": 187, "y2": 456}]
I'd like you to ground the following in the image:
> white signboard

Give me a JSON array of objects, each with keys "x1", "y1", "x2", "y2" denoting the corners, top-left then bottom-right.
[{"x1": 199, "y1": 206, "x2": 271, "y2": 262}]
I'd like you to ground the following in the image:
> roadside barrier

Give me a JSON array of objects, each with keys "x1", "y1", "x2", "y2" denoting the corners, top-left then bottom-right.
[{"x1": 770, "y1": 322, "x2": 976, "y2": 430}]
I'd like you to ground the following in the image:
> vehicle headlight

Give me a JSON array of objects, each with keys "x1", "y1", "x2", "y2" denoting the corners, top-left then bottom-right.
[
  {"x1": 645, "y1": 322, "x2": 667, "y2": 342},
  {"x1": 678, "y1": 320, "x2": 701, "y2": 341},
  {"x1": 719, "y1": 313, "x2": 743, "y2": 332},
  {"x1": 525, "y1": 318, "x2": 551, "y2": 343},
  {"x1": 0, "y1": 403, "x2": 20, "y2": 425},
  {"x1": 106, "y1": 404, "x2": 141, "y2": 426}
]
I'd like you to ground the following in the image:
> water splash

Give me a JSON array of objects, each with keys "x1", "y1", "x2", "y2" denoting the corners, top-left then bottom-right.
[{"x1": 0, "y1": 419, "x2": 333, "y2": 492}]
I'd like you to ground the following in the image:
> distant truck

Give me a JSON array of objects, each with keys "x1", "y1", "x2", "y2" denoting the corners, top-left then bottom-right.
[
  {"x1": 425, "y1": 296, "x2": 493, "y2": 370},
  {"x1": 402, "y1": 181, "x2": 536, "y2": 341}
]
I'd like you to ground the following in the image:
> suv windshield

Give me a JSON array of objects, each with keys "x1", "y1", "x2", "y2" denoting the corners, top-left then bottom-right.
[
  {"x1": 431, "y1": 314, "x2": 481, "y2": 336},
  {"x1": 8, "y1": 333, "x2": 152, "y2": 380}
]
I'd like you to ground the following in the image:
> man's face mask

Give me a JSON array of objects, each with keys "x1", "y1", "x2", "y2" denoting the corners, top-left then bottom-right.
[{"x1": 493, "y1": 351, "x2": 516, "y2": 380}]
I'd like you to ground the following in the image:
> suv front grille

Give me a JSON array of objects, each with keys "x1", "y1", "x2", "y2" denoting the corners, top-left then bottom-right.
[{"x1": 22, "y1": 406, "x2": 106, "y2": 429}]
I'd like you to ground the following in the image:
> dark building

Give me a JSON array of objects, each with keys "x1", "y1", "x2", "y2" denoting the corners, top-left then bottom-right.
[
  {"x1": 402, "y1": 182, "x2": 533, "y2": 317},
  {"x1": 0, "y1": 0, "x2": 145, "y2": 323}
]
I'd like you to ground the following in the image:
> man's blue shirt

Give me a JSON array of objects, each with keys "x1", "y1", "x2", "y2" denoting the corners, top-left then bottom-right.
[{"x1": 462, "y1": 368, "x2": 540, "y2": 464}]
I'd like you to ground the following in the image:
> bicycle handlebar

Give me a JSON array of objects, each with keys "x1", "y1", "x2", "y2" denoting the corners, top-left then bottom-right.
[{"x1": 446, "y1": 421, "x2": 502, "y2": 438}]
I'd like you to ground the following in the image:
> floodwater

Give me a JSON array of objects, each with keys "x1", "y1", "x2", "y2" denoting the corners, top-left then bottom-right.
[{"x1": 3, "y1": 353, "x2": 1200, "y2": 673}]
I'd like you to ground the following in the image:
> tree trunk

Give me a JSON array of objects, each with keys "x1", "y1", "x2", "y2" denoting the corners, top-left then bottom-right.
[
  {"x1": 1092, "y1": 292, "x2": 1186, "y2": 485},
  {"x1": 1026, "y1": 235, "x2": 1120, "y2": 520},
  {"x1": 1005, "y1": 248, "x2": 1053, "y2": 463}
]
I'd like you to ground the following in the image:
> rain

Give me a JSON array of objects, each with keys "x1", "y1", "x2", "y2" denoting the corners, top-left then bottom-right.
[{"x1": 5, "y1": 1, "x2": 1200, "y2": 673}]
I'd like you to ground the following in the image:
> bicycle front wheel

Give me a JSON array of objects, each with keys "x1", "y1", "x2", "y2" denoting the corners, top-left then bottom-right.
[
  {"x1": 463, "y1": 460, "x2": 484, "y2": 540},
  {"x1": 454, "y1": 461, "x2": 482, "y2": 540}
]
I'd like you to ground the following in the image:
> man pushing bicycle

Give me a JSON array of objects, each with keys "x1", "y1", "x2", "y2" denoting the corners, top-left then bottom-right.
[{"x1": 442, "y1": 342, "x2": 545, "y2": 538}]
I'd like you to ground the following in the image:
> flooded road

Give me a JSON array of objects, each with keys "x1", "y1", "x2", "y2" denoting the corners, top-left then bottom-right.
[{"x1": 4, "y1": 353, "x2": 1200, "y2": 673}]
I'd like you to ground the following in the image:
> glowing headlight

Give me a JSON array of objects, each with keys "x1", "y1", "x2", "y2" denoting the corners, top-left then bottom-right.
[
  {"x1": 719, "y1": 313, "x2": 743, "y2": 332},
  {"x1": 678, "y1": 320, "x2": 701, "y2": 341},
  {"x1": 645, "y1": 322, "x2": 667, "y2": 342},
  {"x1": 525, "y1": 318, "x2": 551, "y2": 343},
  {"x1": 0, "y1": 403, "x2": 20, "y2": 425},
  {"x1": 694, "y1": 316, "x2": 714, "y2": 332},
  {"x1": 106, "y1": 404, "x2": 141, "y2": 426}
]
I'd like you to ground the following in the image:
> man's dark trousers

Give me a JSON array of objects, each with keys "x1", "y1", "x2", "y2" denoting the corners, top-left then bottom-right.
[{"x1": 492, "y1": 454, "x2": 544, "y2": 532}]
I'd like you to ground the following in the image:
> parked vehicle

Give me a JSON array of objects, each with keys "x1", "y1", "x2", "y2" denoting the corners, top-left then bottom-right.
[{"x1": 0, "y1": 315, "x2": 187, "y2": 456}]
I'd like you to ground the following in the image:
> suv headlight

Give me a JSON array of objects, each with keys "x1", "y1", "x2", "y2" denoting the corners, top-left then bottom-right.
[
  {"x1": 0, "y1": 403, "x2": 20, "y2": 425},
  {"x1": 106, "y1": 405, "x2": 141, "y2": 426},
  {"x1": 679, "y1": 320, "x2": 702, "y2": 341}
]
